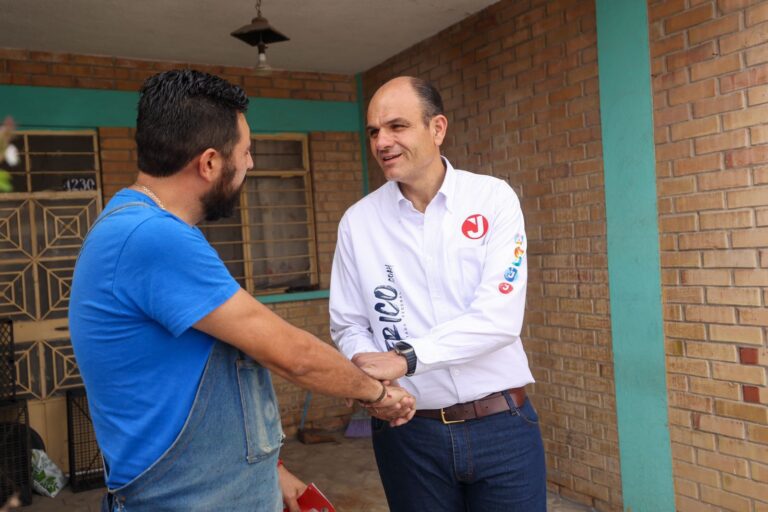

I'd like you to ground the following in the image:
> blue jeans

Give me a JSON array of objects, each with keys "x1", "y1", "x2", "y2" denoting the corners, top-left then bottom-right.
[
  {"x1": 100, "y1": 342, "x2": 284, "y2": 511},
  {"x1": 372, "y1": 396, "x2": 546, "y2": 512}
]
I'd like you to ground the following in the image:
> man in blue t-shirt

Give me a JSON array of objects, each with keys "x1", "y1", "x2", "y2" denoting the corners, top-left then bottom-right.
[{"x1": 69, "y1": 70, "x2": 415, "y2": 512}]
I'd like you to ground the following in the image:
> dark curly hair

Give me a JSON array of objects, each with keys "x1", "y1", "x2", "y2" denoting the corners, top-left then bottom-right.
[{"x1": 135, "y1": 69, "x2": 249, "y2": 177}]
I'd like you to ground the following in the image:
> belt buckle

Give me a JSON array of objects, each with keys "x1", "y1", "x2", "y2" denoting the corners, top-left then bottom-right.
[{"x1": 440, "y1": 408, "x2": 465, "y2": 425}]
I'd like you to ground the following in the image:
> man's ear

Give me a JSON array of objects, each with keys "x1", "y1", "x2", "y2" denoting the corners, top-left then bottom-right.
[
  {"x1": 432, "y1": 114, "x2": 448, "y2": 146},
  {"x1": 197, "y1": 148, "x2": 222, "y2": 183}
]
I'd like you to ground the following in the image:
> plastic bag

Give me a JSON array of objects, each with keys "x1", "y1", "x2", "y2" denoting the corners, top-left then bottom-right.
[{"x1": 31, "y1": 449, "x2": 68, "y2": 498}]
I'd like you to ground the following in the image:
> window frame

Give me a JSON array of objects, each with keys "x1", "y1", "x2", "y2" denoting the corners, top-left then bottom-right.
[
  {"x1": 247, "y1": 133, "x2": 319, "y2": 295},
  {"x1": 203, "y1": 132, "x2": 321, "y2": 299},
  {"x1": 3, "y1": 129, "x2": 103, "y2": 197}
]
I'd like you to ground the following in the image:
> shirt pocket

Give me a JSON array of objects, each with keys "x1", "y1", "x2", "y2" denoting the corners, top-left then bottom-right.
[
  {"x1": 457, "y1": 245, "x2": 486, "y2": 303},
  {"x1": 236, "y1": 357, "x2": 284, "y2": 463}
]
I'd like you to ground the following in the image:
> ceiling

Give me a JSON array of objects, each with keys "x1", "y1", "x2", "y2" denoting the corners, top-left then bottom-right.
[{"x1": 0, "y1": 0, "x2": 499, "y2": 75}]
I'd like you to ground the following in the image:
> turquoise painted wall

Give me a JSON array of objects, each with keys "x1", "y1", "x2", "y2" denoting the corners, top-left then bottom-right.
[
  {"x1": 596, "y1": 1, "x2": 675, "y2": 510},
  {"x1": 0, "y1": 84, "x2": 359, "y2": 132},
  {"x1": 258, "y1": 290, "x2": 329, "y2": 304}
]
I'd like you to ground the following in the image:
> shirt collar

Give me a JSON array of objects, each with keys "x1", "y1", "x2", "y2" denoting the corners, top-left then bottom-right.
[
  {"x1": 391, "y1": 157, "x2": 457, "y2": 215},
  {"x1": 439, "y1": 157, "x2": 456, "y2": 213}
]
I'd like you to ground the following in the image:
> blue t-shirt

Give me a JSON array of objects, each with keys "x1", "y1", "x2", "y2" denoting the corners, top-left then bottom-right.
[{"x1": 69, "y1": 189, "x2": 240, "y2": 488}]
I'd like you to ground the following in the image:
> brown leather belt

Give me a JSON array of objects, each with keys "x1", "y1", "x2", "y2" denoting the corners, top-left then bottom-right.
[{"x1": 415, "y1": 387, "x2": 526, "y2": 424}]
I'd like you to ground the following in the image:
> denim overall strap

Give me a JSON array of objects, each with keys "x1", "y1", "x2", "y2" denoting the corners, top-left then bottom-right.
[
  {"x1": 77, "y1": 202, "x2": 149, "y2": 266},
  {"x1": 85, "y1": 202, "x2": 149, "y2": 236},
  {"x1": 103, "y1": 342, "x2": 284, "y2": 511}
]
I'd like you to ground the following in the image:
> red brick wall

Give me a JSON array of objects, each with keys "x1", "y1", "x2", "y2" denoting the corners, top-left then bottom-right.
[
  {"x1": 0, "y1": 48, "x2": 355, "y2": 101},
  {"x1": 99, "y1": 127, "x2": 138, "y2": 199},
  {"x1": 269, "y1": 299, "x2": 351, "y2": 435},
  {"x1": 649, "y1": 1, "x2": 768, "y2": 510},
  {"x1": 362, "y1": 1, "x2": 619, "y2": 509},
  {"x1": 310, "y1": 132, "x2": 364, "y2": 289}
]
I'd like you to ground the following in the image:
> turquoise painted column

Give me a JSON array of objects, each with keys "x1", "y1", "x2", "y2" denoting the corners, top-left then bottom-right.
[
  {"x1": 355, "y1": 74, "x2": 370, "y2": 195},
  {"x1": 596, "y1": 1, "x2": 675, "y2": 511}
]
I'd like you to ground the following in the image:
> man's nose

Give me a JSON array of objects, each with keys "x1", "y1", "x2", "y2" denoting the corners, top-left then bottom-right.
[{"x1": 375, "y1": 130, "x2": 393, "y2": 151}]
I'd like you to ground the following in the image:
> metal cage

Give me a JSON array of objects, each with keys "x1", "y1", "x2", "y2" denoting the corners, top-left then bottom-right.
[
  {"x1": 66, "y1": 388, "x2": 105, "y2": 492},
  {"x1": 0, "y1": 319, "x2": 14, "y2": 403},
  {"x1": 0, "y1": 399, "x2": 32, "y2": 506}
]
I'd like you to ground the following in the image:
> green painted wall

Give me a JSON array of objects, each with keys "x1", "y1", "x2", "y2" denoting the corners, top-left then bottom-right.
[
  {"x1": 258, "y1": 290, "x2": 329, "y2": 304},
  {"x1": 0, "y1": 84, "x2": 359, "y2": 132},
  {"x1": 596, "y1": 1, "x2": 675, "y2": 510}
]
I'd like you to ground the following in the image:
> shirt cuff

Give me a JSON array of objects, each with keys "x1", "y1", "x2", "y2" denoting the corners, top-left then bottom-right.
[{"x1": 407, "y1": 337, "x2": 439, "y2": 375}]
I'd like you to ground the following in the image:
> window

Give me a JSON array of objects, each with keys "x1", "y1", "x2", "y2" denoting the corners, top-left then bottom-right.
[
  {"x1": 200, "y1": 134, "x2": 319, "y2": 295},
  {"x1": 0, "y1": 131, "x2": 101, "y2": 322}
]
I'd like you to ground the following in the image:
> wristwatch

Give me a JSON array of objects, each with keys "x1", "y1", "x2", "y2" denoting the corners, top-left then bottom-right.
[{"x1": 393, "y1": 341, "x2": 417, "y2": 377}]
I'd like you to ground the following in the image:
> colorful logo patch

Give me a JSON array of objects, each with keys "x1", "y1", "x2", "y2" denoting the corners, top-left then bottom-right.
[
  {"x1": 512, "y1": 234, "x2": 526, "y2": 267},
  {"x1": 498, "y1": 232, "x2": 526, "y2": 291},
  {"x1": 461, "y1": 214, "x2": 489, "y2": 240}
]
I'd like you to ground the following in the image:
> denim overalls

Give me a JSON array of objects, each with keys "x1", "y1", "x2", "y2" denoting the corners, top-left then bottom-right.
[{"x1": 88, "y1": 203, "x2": 284, "y2": 511}]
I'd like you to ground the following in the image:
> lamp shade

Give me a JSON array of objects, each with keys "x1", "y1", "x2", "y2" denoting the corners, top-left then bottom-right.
[{"x1": 231, "y1": 16, "x2": 289, "y2": 46}]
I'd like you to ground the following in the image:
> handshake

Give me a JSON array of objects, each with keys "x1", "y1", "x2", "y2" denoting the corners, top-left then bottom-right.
[{"x1": 349, "y1": 350, "x2": 417, "y2": 427}]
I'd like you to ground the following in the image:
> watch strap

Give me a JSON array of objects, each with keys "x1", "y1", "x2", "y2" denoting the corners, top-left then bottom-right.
[{"x1": 394, "y1": 342, "x2": 417, "y2": 377}]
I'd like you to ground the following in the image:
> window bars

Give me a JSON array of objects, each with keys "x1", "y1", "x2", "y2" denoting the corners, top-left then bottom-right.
[{"x1": 199, "y1": 134, "x2": 319, "y2": 295}]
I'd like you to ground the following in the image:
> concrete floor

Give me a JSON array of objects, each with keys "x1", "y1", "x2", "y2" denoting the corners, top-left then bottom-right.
[{"x1": 19, "y1": 435, "x2": 592, "y2": 511}]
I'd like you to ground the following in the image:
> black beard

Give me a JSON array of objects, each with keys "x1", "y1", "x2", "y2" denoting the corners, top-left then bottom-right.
[{"x1": 201, "y1": 161, "x2": 242, "y2": 222}]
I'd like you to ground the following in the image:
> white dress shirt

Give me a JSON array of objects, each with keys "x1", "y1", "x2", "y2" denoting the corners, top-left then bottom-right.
[{"x1": 330, "y1": 158, "x2": 534, "y2": 409}]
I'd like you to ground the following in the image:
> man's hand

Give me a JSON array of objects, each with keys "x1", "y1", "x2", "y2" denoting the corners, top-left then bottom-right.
[
  {"x1": 278, "y1": 464, "x2": 307, "y2": 512},
  {"x1": 352, "y1": 351, "x2": 408, "y2": 381},
  {"x1": 362, "y1": 384, "x2": 416, "y2": 427}
]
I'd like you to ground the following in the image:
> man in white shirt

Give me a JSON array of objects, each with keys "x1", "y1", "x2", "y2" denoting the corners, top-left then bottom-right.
[{"x1": 329, "y1": 76, "x2": 546, "y2": 511}]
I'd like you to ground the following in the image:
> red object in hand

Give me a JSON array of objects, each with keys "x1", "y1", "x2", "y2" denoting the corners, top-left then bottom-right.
[{"x1": 283, "y1": 483, "x2": 335, "y2": 512}]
